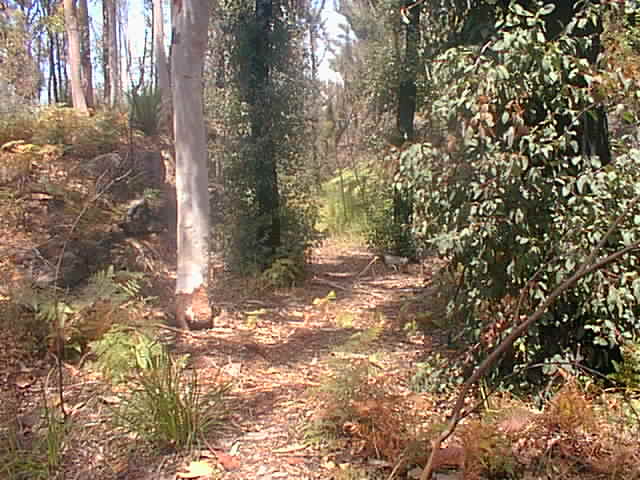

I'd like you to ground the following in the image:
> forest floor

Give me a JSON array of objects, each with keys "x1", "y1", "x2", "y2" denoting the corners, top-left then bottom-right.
[
  {"x1": 1, "y1": 140, "x2": 638, "y2": 480},
  {"x1": 2, "y1": 237, "x2": 453, "y2": 480},
  {"x1": 3, "y1": 237, "x2": 640, "y2": 480}
]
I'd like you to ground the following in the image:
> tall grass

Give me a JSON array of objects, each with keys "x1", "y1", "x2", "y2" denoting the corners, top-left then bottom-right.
[{"x1": 318, "y1": 166, "x2": 382, "y2": 239}]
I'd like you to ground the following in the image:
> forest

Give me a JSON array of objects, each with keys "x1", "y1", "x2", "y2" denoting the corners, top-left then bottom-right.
[{"x1": 1, "y1": 0, "x2": 640, "y2": 478}]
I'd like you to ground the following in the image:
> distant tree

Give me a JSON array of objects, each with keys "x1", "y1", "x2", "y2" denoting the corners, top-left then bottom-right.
[
  {"x1": 63, "y1": 0, "x2": 88, "y2": 112},
  {"x1": 249, "y1": 0, "x2": 281, "y2": 259},
  {"x1": 78, "y1": 0, "x2": 94, "y2": 107},
  {"x1": 172, "y1": 0, "x2": 212, "y2": 329},
  {"x1": 392, "y1": 0, "x2": 421, "y2": 248},
  {"x1": 104, "y1": 0, "x2": 119, "y2": 106},
  {"x1": 153, "y1": 0, "x2": 171, "y2": 128},
  {"x1": 0, "y1": 4, "x2": 41, "y2": 104}
]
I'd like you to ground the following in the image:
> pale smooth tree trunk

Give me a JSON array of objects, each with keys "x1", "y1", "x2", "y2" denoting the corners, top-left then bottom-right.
[
  {"x1": 78, "y1": 0, "x2": 94, "y2": 107},
  {"x1": 102, "y1": 0, "x2": 110, "y2": 102},
  {"x1": 172, "y1": 0, "x2": 212, "y2": 330},
  {"x1": 154, "y1": 0, "x2": 171, "y2": 129},
  {"x1": 105, "y1": 0, "x2": 119, "y2": 107},
  {"x1": 63, "y1": 0, "x2": 88, "y2": 113}
]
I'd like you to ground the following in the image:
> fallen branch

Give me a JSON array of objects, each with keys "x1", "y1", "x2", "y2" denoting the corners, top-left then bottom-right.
[
  {"x1": 311, "y1": 275, "x2": 350, "y2": 291},
  {"x1": 419, "y1": 195, "x2": 640, "y2": 480}
]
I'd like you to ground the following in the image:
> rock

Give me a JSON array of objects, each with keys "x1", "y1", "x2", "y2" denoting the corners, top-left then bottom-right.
[
  {"x1": 32, "y1": 250, "x2": 89, "y2": 288},
  {"x1": 82, "y1": 152, "x2": 123, "y2": 178},
  {"x1": 120, "y1": 197, "x2": 164, "y2": 235}
]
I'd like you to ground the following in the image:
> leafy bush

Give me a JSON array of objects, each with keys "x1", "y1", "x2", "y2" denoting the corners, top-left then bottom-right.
[
  {"x1": 31, "y1": 106, "x2": 124, "y2": 156},
  {"x1": 0, "y1": 111, "x2": 36, "y2": 145},
  {"x1": 398, "y1": 2, "x2": 640, "y2": 383},
  {"x1": 127, "y1": 86, "x2": 162, "y2": 136},
  {"x1": 365, "y1": 187, "x2": 416, "y2": 258},
  {"x1": 260, "y1": 256, "x2": 303, "y2": 288},
  {"x1": 112, "y1": 349, "x2": 230, "y2": 450}
]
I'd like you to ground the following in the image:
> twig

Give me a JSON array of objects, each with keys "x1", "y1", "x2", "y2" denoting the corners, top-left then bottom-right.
[
  {"x1": 311, "y1": 275, "x2": 350, "y2": 291},
  {"x1": 419, "y1": 195, "x2": 640, "y2": 480},
  {"x1": 356, "y1": 255, "x2": 380, "y2": 278},
  {"x1": 153, "y1": 323, "x2": 214, "y2": 339}
]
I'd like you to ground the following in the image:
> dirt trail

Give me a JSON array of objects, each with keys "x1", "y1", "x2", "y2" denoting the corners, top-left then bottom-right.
[
  {"x1": 1, "y1": 240, "x2": 435, "y2": 480},
  {"x1": 173, "y1": 241, "x2": 431, "y2": 479}
]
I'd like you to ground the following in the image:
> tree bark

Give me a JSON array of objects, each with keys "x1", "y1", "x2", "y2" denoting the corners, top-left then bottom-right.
[
  {"x1": 250, "y1": 0, "x2": 280, "y2": 262},
  {"x1": 102, "y1": 0, "x2": 110, "y2": 102},
  {"x1": 105, "y1": 0, "x2": 119, "y2": 107},
  {"x1": 392, "y1": 1, "x2": 420, "y2": 246},
  {"x1": 172, "y1": 0, "x2": 212, "y2": 330},
  {"x1": 78, "y1": 0, "x2": 94, "y2": 107},
  {"x1": 154, "y1": 0, "x2": 171, "y2": 129},
  {"x1": 63, "y1": 0, "x2": 88, "y2": 113}
]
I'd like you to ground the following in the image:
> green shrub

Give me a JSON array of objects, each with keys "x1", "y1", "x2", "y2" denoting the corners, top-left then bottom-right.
[
  {"x1": 260, "y1": 256, "x2": 303, "y2": 288},
  {"x1": 398, "y1": 3, "x2": 640, "y2": 383},
  {"x1": 15, "y1": 266, "x2": 144, "y2": 359},
  {"x1": 31, "y1": 106, "x2": 124, "y2": 156},
  {"x1": 365, "y1": 188, "x2": 416, "y2": 258},
  {"x1": 127, "y1": 86, "x2": 162, "y2": 136},
  {"x1": 0, "y1": 111, "x2": 36, "y2": 145},
  {"x1": 112, "y1": 349, "x2": 230, "y2": 450}
]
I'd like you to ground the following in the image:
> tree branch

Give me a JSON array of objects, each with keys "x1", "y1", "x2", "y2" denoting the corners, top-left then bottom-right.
[{"x1": 419, "y1": 195, "x2": 640, "y2": 480}]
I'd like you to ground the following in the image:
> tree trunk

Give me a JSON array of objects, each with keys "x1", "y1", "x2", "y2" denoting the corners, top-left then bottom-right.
[
  {"x1": 102, "y1": 0, "x2": 110, "y2": 102},
  {"x1": 63, "y1": 0, "x2": 88, "y2": 113},
  {"x1": 105, "y1": 0, "x2": 119, "y2": 107},
  {"x1": 392, "y1": 1, "x2": 420, "y2": 247},
  {"x1": 250, "y1": 0, "x2": 280, "y2": 263},
  {"x1": 172, "y1": 0, "x2": 212, "y2": 330},
  {"x1": 78, "y1": 0, "x2": 94, "y2": 107},
  {"x1": 154, "y1": 0, "x2": 171, "y2": 129}
]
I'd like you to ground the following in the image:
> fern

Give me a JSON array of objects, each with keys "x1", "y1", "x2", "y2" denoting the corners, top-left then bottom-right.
[
  {"x1": 14, "y1": 266, "x2": 144, "y2": 358},
  {"x1": 89, "y1": 325, "x2": 164, "y2": 382}
]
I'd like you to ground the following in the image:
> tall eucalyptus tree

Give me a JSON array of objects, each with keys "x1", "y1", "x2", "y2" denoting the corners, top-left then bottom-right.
[
  {"x1": 153, "y1": 0, "x2": 171, "y2": 128},
  {"x1": 63, "y1": 0, "x2": 88, "y2": 112},
  {"x1": 249, "y1": 0, "x2": 281, "y2": 259},
  {"x1": 172, "y1": 0, "x2": 212, "y2": 329}
]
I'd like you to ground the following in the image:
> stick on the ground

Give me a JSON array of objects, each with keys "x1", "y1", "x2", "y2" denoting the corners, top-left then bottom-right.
[
  {"x1": 356, "y1": 255, "x2": 380, "y2": 278},
  {"x1": 419, "y1": 195, "x2": 640, "y2": 480}
]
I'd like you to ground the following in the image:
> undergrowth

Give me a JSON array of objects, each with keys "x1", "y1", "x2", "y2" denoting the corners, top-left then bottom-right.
[
  {"x1": 111, "y1": 348, "x2": 230, "y2": 451},
  {"x1": 305, "y1": 326, "x2": 428, "y2": 469},
  {"x1": 13, "y1": 266, "x2": 145, "y2": 358},
  {"x1": 0, "y1": 398, "x2": 69, "y2": 480}
]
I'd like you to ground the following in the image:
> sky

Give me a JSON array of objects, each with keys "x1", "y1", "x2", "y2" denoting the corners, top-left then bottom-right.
[{"x1": 122, "y1": 0, "x2": 349, "y2": 83}]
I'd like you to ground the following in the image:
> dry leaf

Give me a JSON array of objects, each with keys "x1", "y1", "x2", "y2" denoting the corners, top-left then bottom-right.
[
  {"x1": 14, "y1": 373, "x2": 34, "y2": 389},
  {"x1": 213, "y1": 450, "x2": 240, "y2": 471},
  {"x1": 176, "y1": 460, "x2": 214, "y2": 478}
]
